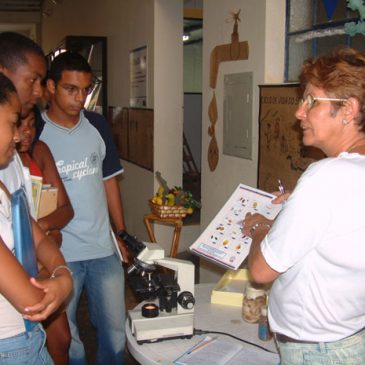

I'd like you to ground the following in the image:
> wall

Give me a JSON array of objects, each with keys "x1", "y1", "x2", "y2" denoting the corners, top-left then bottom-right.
[
  {"x1": 184, "y1": 41, "x2": 202, "y2": 93},
  {"x1": 152, "y1": 0, "x2": 185, "y2": 252},
  {"x1": 0, "y1": 12, "x2": 40, "y2": 41},
  {"x1": 184, "y1": 93, "x2": 202, "y2": 170},
  {"x1": 200, "y1": 0, "x2": 285, "y2": 282},
  {"x1": 184, "y1": 40, "x2": 202, "y2": 171}
]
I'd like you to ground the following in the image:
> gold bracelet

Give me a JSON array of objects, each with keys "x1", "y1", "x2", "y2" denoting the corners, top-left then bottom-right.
[
  {"x1": 50, "y1": 265, "x2": 73, "y2": 279},
  {"x1": 249, "y1": 223, "x2": 272, "y2": 238}
]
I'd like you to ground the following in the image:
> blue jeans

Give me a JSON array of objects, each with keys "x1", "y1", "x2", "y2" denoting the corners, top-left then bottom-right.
[
  {"x1": 67, "y1": 255, "x2": 125, "y2": 365},
  {"x1": 0, "y1": 324, "x2": 53, "y2": 365},
  {"x1": 277, "y1": 328, "x2": 365, "y2": 365}
]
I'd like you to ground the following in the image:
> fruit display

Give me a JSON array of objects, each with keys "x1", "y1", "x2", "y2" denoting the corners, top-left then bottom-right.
[{"x1": 150, "y1": 172, "x2": 200, "y2": 218}]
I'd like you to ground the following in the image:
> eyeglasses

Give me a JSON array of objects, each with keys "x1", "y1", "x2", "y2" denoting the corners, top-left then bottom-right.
[
  {"x1": 299, "y1": 94, "x2": 347, "y2": 110},
  {"x1": 58, "y1": 84, "x2": 94, "y2": 97}
]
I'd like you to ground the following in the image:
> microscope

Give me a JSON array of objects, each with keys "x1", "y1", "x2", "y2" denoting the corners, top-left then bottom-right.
[{"x1": 120, "y1": 230, "x2": 195, "y2": 344}]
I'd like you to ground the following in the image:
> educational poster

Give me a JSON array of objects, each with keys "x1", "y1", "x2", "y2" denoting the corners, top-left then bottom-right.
[
  {"x1": 130, "y1": 46, "x2": 147, "y2": 107},
  {"x1": 258, "y1": 84, "x2": 325, "y2": 192},
  {"x1": 189, "y1": 184, "x2": 282, "y2": 270}
]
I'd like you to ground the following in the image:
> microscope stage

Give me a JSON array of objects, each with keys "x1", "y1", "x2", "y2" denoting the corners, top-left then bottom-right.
[{"x1": 129, "y1": 309, "x2": 194, "y2": 343}]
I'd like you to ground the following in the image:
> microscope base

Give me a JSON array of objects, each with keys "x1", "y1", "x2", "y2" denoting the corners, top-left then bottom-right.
[{"x1": 129, "y1": 308, "x2": 194, "y2": 344}]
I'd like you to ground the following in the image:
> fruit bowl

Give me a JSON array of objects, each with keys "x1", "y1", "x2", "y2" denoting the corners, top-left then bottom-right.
[{"x1": 149, "y1": 200, "x2": 189, "y2": 219}]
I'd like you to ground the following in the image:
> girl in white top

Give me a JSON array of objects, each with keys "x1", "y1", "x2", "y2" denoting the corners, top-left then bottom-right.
[{"x1": 0, "y1": 74, "x2": 72, "y2": 363}]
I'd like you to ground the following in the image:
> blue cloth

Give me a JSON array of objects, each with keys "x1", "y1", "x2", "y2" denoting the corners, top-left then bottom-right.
[
  {"x1": 11, "y1": 188, "x2": 37, "y2": 277},
  {"x1": 277, "y1": 328, "x2": 365, "y2": 365},
  {"x1": 11, "y1": 188, "x2": 38, "y2": 333},
  {"x1": 39, "y1": 110, "x2": 123, "y2": 262},
  {"x1": 66, "y1": 255, "x2": 125, "y2": 365},
  {"x1": 0, "y1": 324, "x2": 53, "y2": 364}
]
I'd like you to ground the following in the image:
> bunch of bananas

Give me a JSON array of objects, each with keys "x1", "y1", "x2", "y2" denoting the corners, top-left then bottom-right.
[
  {"x1": 151, "y1": 186, "x2": 174, "y2": 206},
  {"x1": 151, "y1": 185, "x2": 200, "y2": 214},
  {"x1": 150, "y1": 172, "x2": 200, "y2": 214}
]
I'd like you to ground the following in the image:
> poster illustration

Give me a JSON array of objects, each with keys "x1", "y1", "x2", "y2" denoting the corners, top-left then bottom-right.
[{"x1": 258, "y1": 84, "x2": 325, "y2": 192}]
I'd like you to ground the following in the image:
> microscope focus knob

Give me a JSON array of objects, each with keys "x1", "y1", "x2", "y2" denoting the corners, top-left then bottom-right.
[{"x1": 177, "y1": 291, "x2": 195, "y2": 309}]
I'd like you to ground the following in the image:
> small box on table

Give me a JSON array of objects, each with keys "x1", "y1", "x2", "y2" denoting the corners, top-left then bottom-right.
[{"x1": 211, "y1": 269, "x2": 250, "y2": 307}]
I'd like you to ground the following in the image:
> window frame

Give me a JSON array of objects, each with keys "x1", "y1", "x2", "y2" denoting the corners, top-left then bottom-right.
[{"x1": 285, "y1": 0, "x2": 360, "y2": 81}]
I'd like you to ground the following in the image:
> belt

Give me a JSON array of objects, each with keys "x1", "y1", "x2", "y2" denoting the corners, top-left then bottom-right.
[
  {"x1": 275, "y1": 333, "x2": 317, "y2": 344},
  {"x1": 275, "y1": 326, "x2": 365, "y2": 345}
]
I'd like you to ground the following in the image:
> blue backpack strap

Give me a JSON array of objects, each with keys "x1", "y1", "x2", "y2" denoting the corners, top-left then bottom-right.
[{"x1": 11, "y1": 187, "x2": 38, "y2": 332}]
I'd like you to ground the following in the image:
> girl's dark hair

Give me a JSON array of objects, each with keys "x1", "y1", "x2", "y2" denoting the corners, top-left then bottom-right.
[{"x1": 0, "y1": 73, "x2": 17, "y2": 105}]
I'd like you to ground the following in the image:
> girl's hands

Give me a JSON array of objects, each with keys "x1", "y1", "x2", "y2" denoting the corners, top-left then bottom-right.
[{"x1": 23, "y1": 273, "x2": 72, "y2": 321}]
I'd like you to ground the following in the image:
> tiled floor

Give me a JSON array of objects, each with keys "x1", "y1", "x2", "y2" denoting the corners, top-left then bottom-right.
[{"x1": 77, "y1": 278, "x2": 140, "y2": 364}]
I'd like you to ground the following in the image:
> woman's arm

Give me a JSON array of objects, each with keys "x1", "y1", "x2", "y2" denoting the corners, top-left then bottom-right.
[
  {"x1": 23, "y1": 219, "x2": 72, "y2": 321},
  {"x1": 247, "y1": 226, "x2": 280, "y2": 283},
  {"x1": 0, "y1": 237, "x2": 44, "y2": 313},
  {"x1": 32, "y1": 140, "x2": 74, "y2": 232}
]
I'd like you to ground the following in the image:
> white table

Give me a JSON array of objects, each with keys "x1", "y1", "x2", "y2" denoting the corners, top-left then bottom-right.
[{"x1": 126, "y1": 283, "x2": 279, "y2": 365}]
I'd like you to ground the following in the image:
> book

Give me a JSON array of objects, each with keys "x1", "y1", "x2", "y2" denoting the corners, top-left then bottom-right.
[
  {"x1": 110, "y1": 229, "x2": 125, "y2": 264},
  {"x1": 173, "y1": 336, "x2": 279, "y2": 365},
  {"x1": 189, "y1": 183, "x2": 282, "y2": 270},
  {"x1": 38, "y1": 185, "x2": 58, "y2": 219},
  {"x1": 11, "y1": 188, "x2": 39, "y2": 332},
  {"x1": 31, "y1": 175, "x2": 43, "y2": 217}
]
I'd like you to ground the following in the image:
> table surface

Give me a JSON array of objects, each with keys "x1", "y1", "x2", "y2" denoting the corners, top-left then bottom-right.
[{"x1": 126, "y1": 283, "x2": 279, "y2": 365}]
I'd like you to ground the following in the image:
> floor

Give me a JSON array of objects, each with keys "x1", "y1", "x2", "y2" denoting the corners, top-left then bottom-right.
[{"x1": 76, "y1": 274, "x2": 140, "y2": 364}]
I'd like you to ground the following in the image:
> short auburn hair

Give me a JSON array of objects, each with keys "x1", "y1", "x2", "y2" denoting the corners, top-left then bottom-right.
[{"x1": 299, "y1": 47, "x2": 365, "y2": 132}]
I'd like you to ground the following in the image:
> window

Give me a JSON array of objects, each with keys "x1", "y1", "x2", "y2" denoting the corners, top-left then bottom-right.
[{"x1": 286, "y1": 0, "x2": 365, "y2": 81}]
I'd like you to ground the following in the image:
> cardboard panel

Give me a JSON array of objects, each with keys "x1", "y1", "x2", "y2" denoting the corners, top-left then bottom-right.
[
  {"x1": 258, "y1": 84, "x2": 325, "y2": 192},
  {"x1": 109, "y1": 106, "x2": 153, "y2": 171}
]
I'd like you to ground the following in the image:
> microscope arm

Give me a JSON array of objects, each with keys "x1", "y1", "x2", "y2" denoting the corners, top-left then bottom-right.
[{"x1": 156, "y1": 258, "x2": 195, "y2": 298}]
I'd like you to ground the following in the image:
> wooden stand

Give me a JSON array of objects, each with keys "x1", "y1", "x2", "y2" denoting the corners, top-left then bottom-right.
[{"x1": 143, "y1": 213, "x2": 183, "y2": 258}]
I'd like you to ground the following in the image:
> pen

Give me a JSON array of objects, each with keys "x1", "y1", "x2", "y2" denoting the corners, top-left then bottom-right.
[
  {"x1": 187, "y1": 336, "x2": 217, "y2": 355},
  {"x1": 278, "y1": 179, "x2": 285, "y2": 194}
]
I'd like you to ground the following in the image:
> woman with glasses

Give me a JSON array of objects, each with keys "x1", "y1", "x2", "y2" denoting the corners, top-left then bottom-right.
[{"x1": 243, "y1": 47, "x2": 365, "y2": 364}]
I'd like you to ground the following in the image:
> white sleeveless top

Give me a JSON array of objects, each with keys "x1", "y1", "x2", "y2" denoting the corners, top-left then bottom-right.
[{"x1": 0, "y1": 187, "x2": 25, "y2": 339}]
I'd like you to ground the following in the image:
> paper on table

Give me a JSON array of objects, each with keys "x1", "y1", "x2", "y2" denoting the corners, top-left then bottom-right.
[
  {"x1": 173, "y1": 336, "x2": 279, "y2": 365},
  {"x1": 174, "y1": 336, "x2": 241, "y2": 365},
  {"x1": 189, "y1": 183, "x2": 282, "y2": 270}
]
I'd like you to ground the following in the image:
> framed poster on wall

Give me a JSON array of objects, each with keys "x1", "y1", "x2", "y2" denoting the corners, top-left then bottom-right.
[
  {"x1": 258, "y1": 84, "x2": 325, "y2": 193},
  {"x1": 130, "y1": 46, "x2": 147, "y2": 107}
]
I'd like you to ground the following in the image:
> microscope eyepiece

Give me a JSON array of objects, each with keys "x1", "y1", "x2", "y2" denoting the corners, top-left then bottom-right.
[{"x1": 118, "y1": 230, "x2": 145, "y2": 253}]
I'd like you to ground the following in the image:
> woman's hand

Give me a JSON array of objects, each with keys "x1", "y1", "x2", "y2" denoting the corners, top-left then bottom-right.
[
  {"x1": 242, "y1": 212, "x2": 273, "y2": 237},
  {"x1": 23, "y1": 273, "x2": 72, "y2": 322},
  {"x1": 271, "y1": 190, "x2": 291, "y2": 204}
]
